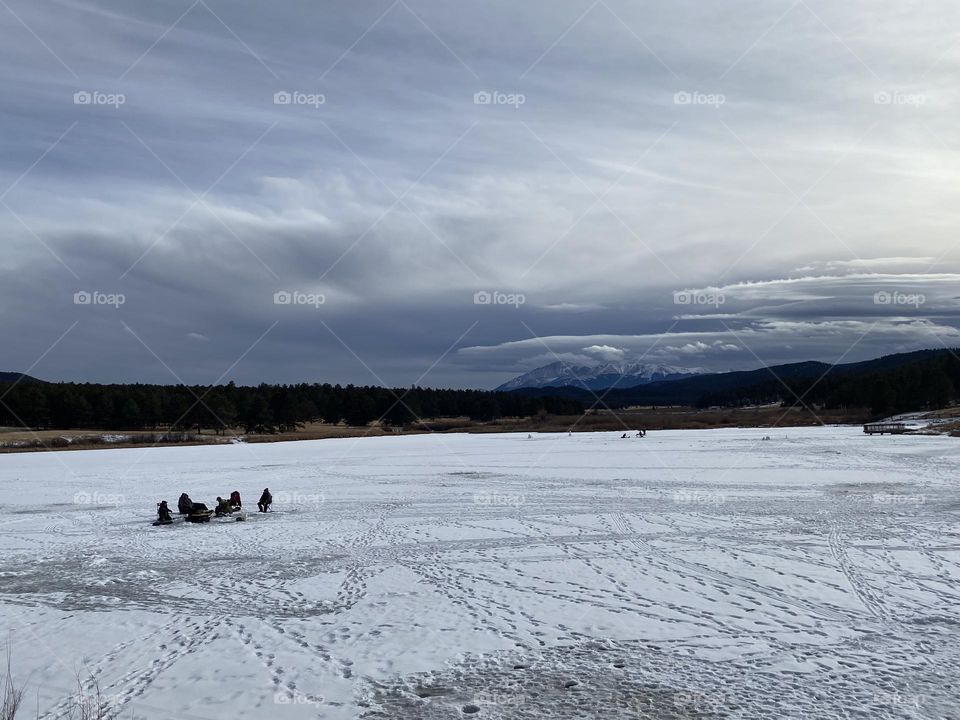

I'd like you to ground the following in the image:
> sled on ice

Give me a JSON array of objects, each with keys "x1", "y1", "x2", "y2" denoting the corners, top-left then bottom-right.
[{"x1": 186, "y1": 508, "x2": 214, "y2": 523}]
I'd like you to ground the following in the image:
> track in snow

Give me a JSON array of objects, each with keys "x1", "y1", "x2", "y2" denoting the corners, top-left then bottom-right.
[{"x1": 0, "y1": 427, "x2": 957, "y2": 719}]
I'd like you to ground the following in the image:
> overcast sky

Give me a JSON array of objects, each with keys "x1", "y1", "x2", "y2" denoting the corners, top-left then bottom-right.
[{"x1": 3, "y1": 0, "x2": 960, "y2": 389}]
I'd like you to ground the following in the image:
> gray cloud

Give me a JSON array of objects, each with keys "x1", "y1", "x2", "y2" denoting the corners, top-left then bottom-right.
[{"x1": 3, "y1": 0, "x2": 960, "y2": 388}]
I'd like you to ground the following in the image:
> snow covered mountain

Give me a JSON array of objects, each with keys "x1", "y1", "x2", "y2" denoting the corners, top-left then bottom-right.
[{"x1": 496, "y1": 361, "x2": 712, "y2": 392}]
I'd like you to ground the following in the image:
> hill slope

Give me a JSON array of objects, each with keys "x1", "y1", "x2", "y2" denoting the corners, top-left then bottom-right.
[
  {"x1": 506, "y1": 349, "x2": 957, "y2": 410},
  {"x1": 0, "y1": 372, "x2": 43, "y2": 385}
]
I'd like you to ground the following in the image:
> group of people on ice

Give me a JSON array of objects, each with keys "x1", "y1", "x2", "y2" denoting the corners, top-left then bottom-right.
[{"x1": 156, "y1": 487, "x2": 272, "y2": 523}]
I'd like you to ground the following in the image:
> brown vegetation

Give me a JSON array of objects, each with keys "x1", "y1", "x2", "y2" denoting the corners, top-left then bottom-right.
[{"x1": 0, "y1": 404, "x2": 884, "y2": 455}]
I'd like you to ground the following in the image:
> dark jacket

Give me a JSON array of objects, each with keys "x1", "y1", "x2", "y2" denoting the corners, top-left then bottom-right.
[{"x1": 178, "y1": 494, "x2": 192, "y2": 515}]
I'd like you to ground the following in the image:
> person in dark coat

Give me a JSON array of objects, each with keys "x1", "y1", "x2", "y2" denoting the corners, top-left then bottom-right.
[
  {"x1": 178, "y1": 493, "x2": 193, "y2": 515},
  {"x1": 258, "y1": 488, "x2": 272, "y2": 513},
  {"x1": 157, "y1": 501, "x2": 173, "y2": 523},
  {"x1": 229, "y1": 490, "x2": 242, "y2": 508}
]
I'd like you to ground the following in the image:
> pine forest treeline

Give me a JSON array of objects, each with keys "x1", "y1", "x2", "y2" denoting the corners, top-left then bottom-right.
[{"x1": 0, "y1": 381, "x2": 584, "y2": 433}]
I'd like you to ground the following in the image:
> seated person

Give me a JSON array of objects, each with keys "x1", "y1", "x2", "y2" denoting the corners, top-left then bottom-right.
[
  {"x1": 157, "y1": 500, "x2": 172, "y2": 523},
  {"x1": 214, "y1": 496, "x2": 233, "y2": 516},
  {"x1": 258, "y1": 488, "x2": 272, "y2": 513},
  {"x1": 178, "y1": 493, "x2": 193, "y2": 515},
  {"x1": 229, "y1": 490, "x2": 242, "y2": 509}
]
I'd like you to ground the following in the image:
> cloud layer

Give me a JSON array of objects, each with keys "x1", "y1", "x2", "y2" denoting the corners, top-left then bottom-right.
[{"x1": 3, "y1": 0, "x2": 960, "y2": 387}]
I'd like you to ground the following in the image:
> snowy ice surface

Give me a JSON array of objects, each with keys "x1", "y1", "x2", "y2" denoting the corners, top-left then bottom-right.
[{"x1": 0, "y1": 427, "x2": 958, "y2": 719}]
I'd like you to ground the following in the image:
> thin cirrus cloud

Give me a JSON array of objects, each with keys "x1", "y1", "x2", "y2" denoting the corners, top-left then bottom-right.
[{"x1": 1, "y1": 0, "x2": 959, "y2": 388}]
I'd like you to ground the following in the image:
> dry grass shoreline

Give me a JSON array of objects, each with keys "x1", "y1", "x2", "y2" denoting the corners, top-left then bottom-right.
[{"x1": 0, "y1": 405, "x2": 891, "y2": 455}]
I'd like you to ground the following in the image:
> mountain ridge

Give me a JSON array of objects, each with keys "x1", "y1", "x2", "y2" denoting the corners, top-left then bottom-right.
[
  {"x1": 500, "y1": 349, "x2": 956, "y2": 408},
  {"x1": 496, "y1": 361, "x2": 711, "y2": 392}
]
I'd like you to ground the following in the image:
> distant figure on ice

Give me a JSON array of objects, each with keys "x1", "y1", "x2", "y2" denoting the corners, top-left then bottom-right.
[
  {"x1": 622, "y1": 432, "x2": 628, "y2": 438},
  {"x1": 178, "y1": 493, "x2": 193, "y2": 515},
  {"x1": 258, "y1": 488, "x2": 273, "y2": 513},
  {"x1": 229, "y1": 490, "x2": 242, "y2": 508},
  {"x1": 215, "y1": 496, "x2": 232, "y2": 517},
  {"x1": 157, "y1": 500, "x2": 172, "y2": 523}
]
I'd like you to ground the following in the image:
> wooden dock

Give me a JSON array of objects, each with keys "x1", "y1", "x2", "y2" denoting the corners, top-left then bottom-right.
[{"x1": 863, "y1": 422, "x2": 907, "y2": 435}]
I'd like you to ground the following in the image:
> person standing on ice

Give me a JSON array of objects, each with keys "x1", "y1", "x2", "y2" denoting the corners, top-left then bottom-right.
[{"x1": 258, "y1": 488, "x2": 272, "y2": 512}]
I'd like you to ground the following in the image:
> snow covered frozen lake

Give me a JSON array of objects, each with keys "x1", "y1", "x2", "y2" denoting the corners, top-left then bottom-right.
[{"x1": 1, "y1": 427, "x2": 958, "y2": 719}]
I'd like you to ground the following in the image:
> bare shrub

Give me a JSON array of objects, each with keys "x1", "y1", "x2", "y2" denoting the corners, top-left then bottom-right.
[
  {"x1": 1, "y1": 646, "x2": 25, "y2": 720},
  {"x1": 70, "y1": 673, "x2": 110, "y2": 720},
  {"x1": 0, "y1": 647, "x2": 114, "y2": 720}
]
